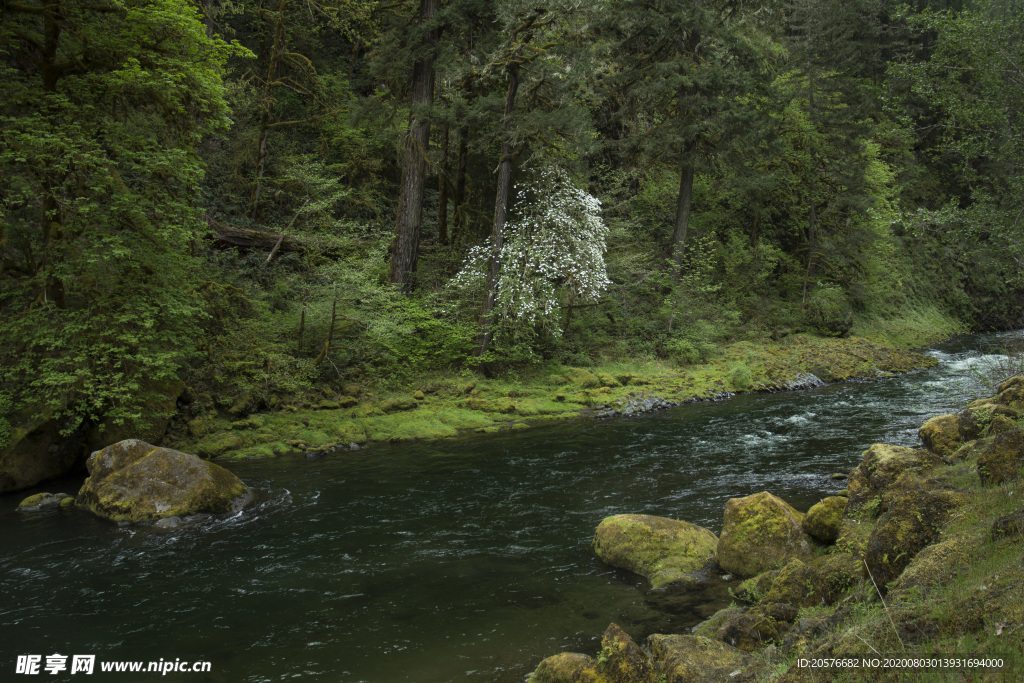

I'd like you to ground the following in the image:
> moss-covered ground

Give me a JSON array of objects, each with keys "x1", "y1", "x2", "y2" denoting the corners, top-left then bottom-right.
[{"x1": 164, "y1": 331, "x2": 951, "y2": 460}]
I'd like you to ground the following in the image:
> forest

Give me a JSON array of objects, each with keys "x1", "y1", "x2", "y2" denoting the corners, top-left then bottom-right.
[{"x1": 1, "y1": 0, "x2": 1023, "y2": 448}]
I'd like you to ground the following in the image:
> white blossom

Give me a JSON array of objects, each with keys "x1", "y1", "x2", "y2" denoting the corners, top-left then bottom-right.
[{"x1": 450, "y1": 167, "x2": 611, "y2": 335}]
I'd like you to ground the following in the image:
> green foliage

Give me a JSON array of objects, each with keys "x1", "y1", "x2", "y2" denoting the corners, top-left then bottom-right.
[
  {"x1": 0, "y1": 0, "x2": 246, "y2": 432},
  {"x1": 804, "y1": 284, "x2": 854, "y2": 337}
]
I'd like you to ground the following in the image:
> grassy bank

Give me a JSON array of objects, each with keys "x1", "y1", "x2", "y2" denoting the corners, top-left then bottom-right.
[{"x1": 166, "y1": 314, "x2": 962, "y2": 460}]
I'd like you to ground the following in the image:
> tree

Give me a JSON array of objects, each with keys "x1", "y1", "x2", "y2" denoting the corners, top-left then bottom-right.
[
  {"x1": 0, "y1": 0, "x2": 244, "y2": 430},
  {"x1": 601, "y1": 0, "x2": 770, "y2": 275},
  {"x1": 451, "y1": 167, "x2": 610, "y2": 338},
  {"x1": 389, "y1": 0, "x2": 442, "y2": 287}
]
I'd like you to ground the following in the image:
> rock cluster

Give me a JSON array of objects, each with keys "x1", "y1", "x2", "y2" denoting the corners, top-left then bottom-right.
[{"x1": 527, "y1": 376, "x2": 1024, "y2": 683}]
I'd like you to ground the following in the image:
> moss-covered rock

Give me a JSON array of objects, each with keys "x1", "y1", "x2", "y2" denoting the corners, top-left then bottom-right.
[
  {"x1": 863, "y1": 474, "x2": 969, "y2": 592},
  {"x1": 76, "y1": 439, "x2": 252, "y2": 524},
  {"x1": 17, "y1": 492, "x2": 71, "y2": 510},
  {"x1": 969, "y1": 430, "x2": 1024, "y2": 485},
  {"x1": 194, "y1": 431, "x2": 246, "y2": 458},
  {"x1": 918, "y1": 414, "x2": 967, "y2": 457},
  {"x1": 734, "y1": 570, "x2": 780, "y2": 605},
  {"x1": 527, "y1": 652, "x2": 595, "y2": 683},
  {"x1": 596, "y1": 623, "x2": 657, "y2": 683},
  {"x1": 381, "y1": 397, "x2": 417, "y2": 413},
  {"x1": 918, "y1": 400, "x2": 1019, "y2": 458},
  {"x1": 761, "y1": 553, "x2": 860, "y2": 608},
  {"x1": 802, "y1": 496, "x2": 847, "y2": 542},
  {"x1": 717, "y1": 492, "x2": 815, "y2": 578},
  {"x1": 647, "y1": 634, "x2": 749, "y2": 683},
  {"x1": 888, "y1": 531, "x2": 983, "y2": 601},
  {"x1": 692, "y1": 607, "x2": 746, "y2": 640},
  {"x1": 592, "y1": 514, "x2": 718, "y2": 589},
  {"x1": 845, "y1": 443, "x2": 940, "y2": 514},
  {"x1": 982, "y1": 414, "x2": 1019, "y2": 437},
  {"x1": 716, "y1": 603, "x2": 797, "y2": 651},
  {"x1": 0, "y1": 408, "x2": 88, "y2": 493},
  {"x1": 991, "y1": 508, "x2": 1024, "y2": 541}
]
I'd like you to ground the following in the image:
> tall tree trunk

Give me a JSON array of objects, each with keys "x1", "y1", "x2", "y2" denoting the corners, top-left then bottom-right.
[
  {"x1": 474, "y1": 63, "x2": 520, "y2": 357},
  {"x1": 453, "y1": 126, "x2": 469, "y2": 242},
  {"x1": 670, "y1": 137, "x2": 697, "y2": 277},
  {"x1": 389, "y1": 0, "x2": 440, "y2": 287},
  {"x1": 669, "y1": 0, "x2": 702, "y2": 280},
  {"x1": 802, "y1": 12, "x2": 818, "y2": 305},
  {"x1": 248, "y1": 0, "x2": 289, "y2": 219},
  {"x1": 41, "y1": 1, "x2": 65, "y2": 308},
  {"x1": 437, "y1": 123, "x2": 450, "y2": 246}
]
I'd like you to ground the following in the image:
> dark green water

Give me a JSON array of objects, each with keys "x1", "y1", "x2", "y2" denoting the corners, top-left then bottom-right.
[{"x1": 2, "y1": 333, "x2": 1020, "y2": 682}]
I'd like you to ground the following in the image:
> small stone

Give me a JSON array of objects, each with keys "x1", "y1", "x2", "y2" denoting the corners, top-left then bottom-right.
[
  {"x1": 413, "y1": 390, "x2": 425, "y2": 400},
  {"x1": 17, "y1": 492, "x2": 70, "y2": 511}
]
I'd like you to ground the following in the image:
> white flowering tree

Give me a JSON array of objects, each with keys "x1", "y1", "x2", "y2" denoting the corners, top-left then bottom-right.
[{"x1": 451, "y1": 167, "x2": 611, "y2": 343}]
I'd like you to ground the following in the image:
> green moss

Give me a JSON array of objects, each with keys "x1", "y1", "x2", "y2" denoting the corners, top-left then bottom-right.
[
  {"x1": 593, "y1": 514, "x2": 718, "y2": 589},
  {"x1": 718, "y1": 491, "x2": 815, "y2": 578},
  {"x1": 194, "y1": 432, "x2": 247, "y2": 458}
]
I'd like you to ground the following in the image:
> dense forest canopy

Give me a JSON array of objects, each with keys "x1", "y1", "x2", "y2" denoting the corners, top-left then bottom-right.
[{"x1": 1, "y1": 0, "x2": 1023, "y2": 436}]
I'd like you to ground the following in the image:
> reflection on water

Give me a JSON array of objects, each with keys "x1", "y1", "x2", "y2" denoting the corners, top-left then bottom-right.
[{"x1": 1, "y1": 332, "x2": 1019, "y2": 682}]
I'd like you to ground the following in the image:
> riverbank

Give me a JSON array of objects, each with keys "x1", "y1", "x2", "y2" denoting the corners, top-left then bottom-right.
[
  {"x1": 526, "y1": 377, "x2": 1024, "y2": 683},
  {"x1": 166, "y1": 329, "x2": 953, "y2": 461}
]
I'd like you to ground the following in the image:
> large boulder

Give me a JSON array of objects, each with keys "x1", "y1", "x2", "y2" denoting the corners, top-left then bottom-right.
[
  {"x1": 1, "y1": 409, "x2": 88, "y2": 493},
  {"x1": 918, "y1": 391, "x2": 1020, "y2": 458},
  {"x1": 863, "y1": 474, "x2": 969, "y2": 592},
  {"x1": 802, "y1": 496, "x2": 847, "y2": 542},
  {"x1": 971, "y1": 430, "x2": 1024, "y2": 486},
  {"x1": 647, "y1": 634, "x2": 749, "y2": 683},
  {"x1": 716, "y1": 602, "x2": 798, "y2": 651},
  {"x1": 760, "y1": 553, "x2": 860, "y2": 608},
  {"x1": 527, "y1": 652, "x2": 595, "y2": 683},
  {"x1": 76, "y1": 440, "x2": 251, "y2": 524},
  {"x1": 846, "y1": 443, "x2": 940, "y2": 515},
  {"x1": 526, "y1": 624, "x2": 656, "y2": 683},
  {"x1": 592, "y1": 514, "x2": 718, "y2": 589},
  {"x1": 595, "y1": 623, "x2": 658, "y2": 683},
  {"x1": 716, "y1": 492, "x2": 814, "y2": 579}
]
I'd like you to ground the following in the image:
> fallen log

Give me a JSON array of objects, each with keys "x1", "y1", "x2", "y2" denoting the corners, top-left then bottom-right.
[{"x1": 210, "y1": 223, "x2": 307, "y2": 253}]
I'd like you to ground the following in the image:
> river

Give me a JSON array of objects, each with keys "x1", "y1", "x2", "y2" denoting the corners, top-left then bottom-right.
[{"x1": 2, "y1": 332, "x2": 1020, "y2": 682}]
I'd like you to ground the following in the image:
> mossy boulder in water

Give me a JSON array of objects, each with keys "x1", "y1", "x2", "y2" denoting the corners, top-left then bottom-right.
[
  {"x1": 76, "y1": 439, "x2": 252, "y2": 524},
  {"x1": 592, "y1": 514, "x2": 718, "y2": 589},
  {"x1": 846, "y1": 443, "x2": 940, "y2": 514},
  {"x1": 716, "y1": 492, "x2": 814, "y2": 578},
  {"x1": 646, "y1": 634, "x2": 749, "y2": 683},
  {"x1": 17, "y1": 492, "x2": 71, "y2": 511},
  {"x1": 802, "y1": 496, "x2": 847, "y2": 542}
]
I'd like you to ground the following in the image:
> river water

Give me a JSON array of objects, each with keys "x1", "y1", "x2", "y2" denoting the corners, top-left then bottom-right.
[{"x1": 2, "y1": 332, "x2": 1020, "y2": 682}]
